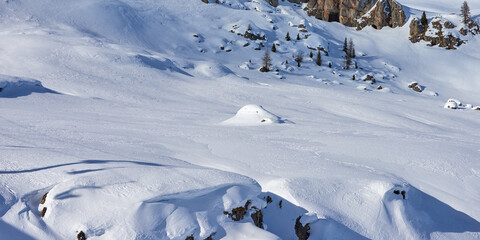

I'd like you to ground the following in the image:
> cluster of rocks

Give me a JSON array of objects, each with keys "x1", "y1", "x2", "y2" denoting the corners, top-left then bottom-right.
[
  {"x1": 460, "y1": 19, "x2": 480, "y2": 36},
  {"x1": 408, "y1": 82, "x2": 424, "y2": 93},
  {"x1": 444, "y1": 99, "x2": 480, "y2": 111},
  {"x1": 410, "y1": 17, "x2": 462, "y2": 49}
]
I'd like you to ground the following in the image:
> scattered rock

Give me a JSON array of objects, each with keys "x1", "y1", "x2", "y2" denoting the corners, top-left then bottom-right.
[
  {"x1": 376, "y1": 85, "x2": 383, "y2": 90},
  {"x1": 204, "y1": 234, "x2": 214, "y2": 240},
  {"x1": 408, "y1": 82, "x2": 424, "y2": 92},
  {"x1": 295, "y1": 216, "x2": 311, "y2": 240},
  {"x1": 185, "y1": 235, "x2": 194, "y2": 240},
  {"x1": 279, "y1": 200, "x2": 283, "y2": 209},
  {"x1": 77, "y1": 231, "x2": 87, "y2": 240},
  {"x1": 251, "y1": 210, "x2": 264, "y2": 229},
  {"x1": 362, "y1": 75, "x2": 376, "y2": 84},
  {"x1": 40, "y1": 192, "x2": 48, "y2": 204},
  {"x1": 40, "y1": 207, "x2": 47, "y2": 217},
  {"x1": 444, "y1": 100, "x2": 458, "y2": 109},
  {"x1": 393, "y1": 190, "x2": 400, "y2": 195},
  {"x1": 266, "y1": 196, "x2": 272, "y2": 204},
  {"x1": 473, "y1": 106, "x2": 480, "y2": 111},
  {"x1": 225, "y1": 200, "x2": 251, "y2": 221}
]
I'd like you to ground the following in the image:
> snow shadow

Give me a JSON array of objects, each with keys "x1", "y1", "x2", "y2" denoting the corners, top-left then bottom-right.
[
  {"x1": 0, "y1": 159, "x2": 166, "y2": 174},
  {"x1": 54, "y1": 186, "x2": 102, "y2": 200},
  {"x1": 134, "y1": 186, "x2": 366, "y2": 240},
  {"x1": 0, "y1": 76, "x2": 59, "y2": 98},
  {"x1": 135, "y1": 55, "x2": 193, "y2": 77},
  {"x1": 260, "y1": 192, "x2": 367, "y2": 240},
  {"x1": 0, "y1": 220, "x2": 36, "y2": 240},
  {"x1": 384, "y1": 186, "x2": 480, "y2": 238}
]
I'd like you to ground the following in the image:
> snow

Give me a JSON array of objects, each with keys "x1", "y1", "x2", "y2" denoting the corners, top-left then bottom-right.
[
  {"x1": 221, "y1": 104, "x2": 288, "y2": 126},
  {"x1": 1, "y1": 0, "x2": 480, "y2": 239}
]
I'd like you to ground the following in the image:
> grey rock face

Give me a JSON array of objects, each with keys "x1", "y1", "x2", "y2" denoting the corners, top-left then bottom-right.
[{"x1": 303, "y1": 0, "x2": 406, "y2": 29}]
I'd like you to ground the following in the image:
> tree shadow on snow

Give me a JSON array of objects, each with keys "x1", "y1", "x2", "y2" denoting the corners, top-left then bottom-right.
[
  {"x1": 135, "y1": 55, "x2": 193, "y2": 77},
  {"x1": 0, "y1": 159, "x2": 166, "y2": 174},
  {"x1": 0, "y1": 220, "x2": 36, "y2": 240}
]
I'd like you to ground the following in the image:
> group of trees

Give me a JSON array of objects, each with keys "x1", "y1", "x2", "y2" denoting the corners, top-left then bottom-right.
[
  {"x1": 261, "y1": 37, "x2": 356, "y2": 72},
  {"x1": 285, "y1": 32, "x2": 302, "y2": 41}
]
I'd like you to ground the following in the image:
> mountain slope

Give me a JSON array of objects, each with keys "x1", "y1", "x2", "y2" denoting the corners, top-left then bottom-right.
[{"x1": 0, "y1": 0, "x2": 479, "y2": 239}]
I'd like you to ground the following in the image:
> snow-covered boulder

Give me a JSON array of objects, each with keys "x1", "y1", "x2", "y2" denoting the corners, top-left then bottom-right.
[
  {"x1": 221, "y1": 105, "x2": 286, "y2": 126},
  {"x1": 444, "y1": 99, "x2": 459, "y2": 109}
]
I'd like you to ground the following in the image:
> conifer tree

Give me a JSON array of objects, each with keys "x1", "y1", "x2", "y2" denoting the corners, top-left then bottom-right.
[
  {"x1": 296, "y1": 33, "x2": 301, "y2": 40},
  {"x1": 286, "y1": 32, "x2": 291, "y2": 41},
  {"x1": 461, "y1": 1, "x2": 471, "y2": 26},
  {"x1": 348, "y1": 38, "x2": 355, "y2": 59},
  {"x1": 260, "y1": 49, "x2": 272, "y2": 72},
  {"x1": 272, "y1": 44, "x2": 277, "y2": 53},
  {"x1": 315, "y1": 50, "x2": 322, "y2": 66},
  {"x1": 421, "y1": 11, "x2": 428, "y2": 26},
  {"x1": 343, "y1": 37, "x2": 348, "y2": 53},
  {"x1": 309, "y1": 51, "x2": 313, "y2": 58},
  {"x1": 294, "y1": 53, "x2": 303, "y2": 67}
]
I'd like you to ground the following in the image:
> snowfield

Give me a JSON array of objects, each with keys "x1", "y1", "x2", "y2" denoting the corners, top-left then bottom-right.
[{"x1": 1, "y1": 0, "x2": 480, "y2": 239}]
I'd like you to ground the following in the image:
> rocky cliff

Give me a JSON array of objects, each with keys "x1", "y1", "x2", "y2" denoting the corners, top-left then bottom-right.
[
  {"x1": 264, "y1": 0, "x2": 407, "y2": 30},
  {"x1": 305, "y1": 0, "x2": 406, "y2": 29}
]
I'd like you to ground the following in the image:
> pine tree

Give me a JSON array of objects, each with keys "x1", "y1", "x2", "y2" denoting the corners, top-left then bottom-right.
[
  {"x1": 260, "y1": 49, "x2": 272, "y2": 72},
  {"x1": 343, "y1": 37, "x2": 348, "y2": 53},
  {"x1": 294, "y1": 53, "x2": 303, "y2": 67},
  {"x1": 352, "y1": 74, "x2": 356, "y2": 80},
  {"x1": 421, "y1": 11, "x2": 428, "y2": 26},
  {"x1": 355, "y1": 61, "x2": 358, "y2": 69},
  {"x1": 315, "y1": 50, "x2": 322, "y2": 66},
  {"x1": 461, "y1": 1, "x2": 471, "y2": 26},
  {"x1": 328, "y1": 62, "x2": 332, "y2": 68},
  {"x1": 272, "y1": 44, "x2": 277, "y2": 52},
  {"x1": 285, "y1": 32, "x2": 291, "y2": 41},
  {"x1": 296, "y1": 33, "x2": 301, "y2": 40},
  {"x1": 348, "y1": 38, "x2": 355, "y2": 59},
  {"x1": 309, "y1": 51, "x2": 313, "y2": 58}
]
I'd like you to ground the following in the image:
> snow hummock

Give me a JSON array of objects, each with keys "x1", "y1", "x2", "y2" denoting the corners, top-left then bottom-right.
[{"x1": 221, "y1": 105, "x2": 287, "y2": 126}]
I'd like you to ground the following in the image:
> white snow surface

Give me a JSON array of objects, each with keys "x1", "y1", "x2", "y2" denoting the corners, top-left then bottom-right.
[{"x1": 1, "y1": 0, "x2": 480, "y2": 239}]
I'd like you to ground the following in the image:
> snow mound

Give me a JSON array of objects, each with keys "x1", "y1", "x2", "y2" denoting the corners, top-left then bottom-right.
[
  {"x1": 0, "y1": 75, "x2": 57, "y2": 98},
  {"x1": 221, "y1": 105, "x2": 288, "y2": 126},
  {"x1": 194, "y1": 62, "x2": 235, "y2": 78}
]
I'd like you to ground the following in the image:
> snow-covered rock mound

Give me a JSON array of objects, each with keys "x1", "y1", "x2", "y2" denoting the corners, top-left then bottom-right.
[
  {"x1": 221, "y1": 105, "x2": 288, "y2": 126},
  {"x1": 0, "y1": 75, "x2": 57, "y2": 98}
]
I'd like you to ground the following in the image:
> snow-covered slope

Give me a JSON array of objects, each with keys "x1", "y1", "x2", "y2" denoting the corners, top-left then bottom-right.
[{"x1": 1, "y1": 0, "x2": 479, "y2": 239}]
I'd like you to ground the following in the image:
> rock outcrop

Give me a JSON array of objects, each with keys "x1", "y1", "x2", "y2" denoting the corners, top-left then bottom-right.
[
  {"x1": 409, "y1": 17, "x2": 462, "y2": 49},
  {"x1": 303, "y1": 0, "x2": 406, "y2": 29}
]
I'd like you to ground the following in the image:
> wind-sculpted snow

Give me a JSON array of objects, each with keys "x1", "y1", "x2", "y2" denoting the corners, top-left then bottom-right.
[
  {"x1": 0, "y1": 75, "x2": 57, "y2": 98},
  {"x1": 0, "y1": 0, "x2": 480, "y2": 239}
]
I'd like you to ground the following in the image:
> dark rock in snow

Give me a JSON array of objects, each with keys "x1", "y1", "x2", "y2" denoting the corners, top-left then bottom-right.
[
  {"x1": 295, "y1": 216, "x2": 311, "y2": 240},
  {"x1": 77, "y1": 231, "x2": 87, "y2": 240},
  {"x1": 251, "y1": 210, "x2": 264, "y2": 229}
]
